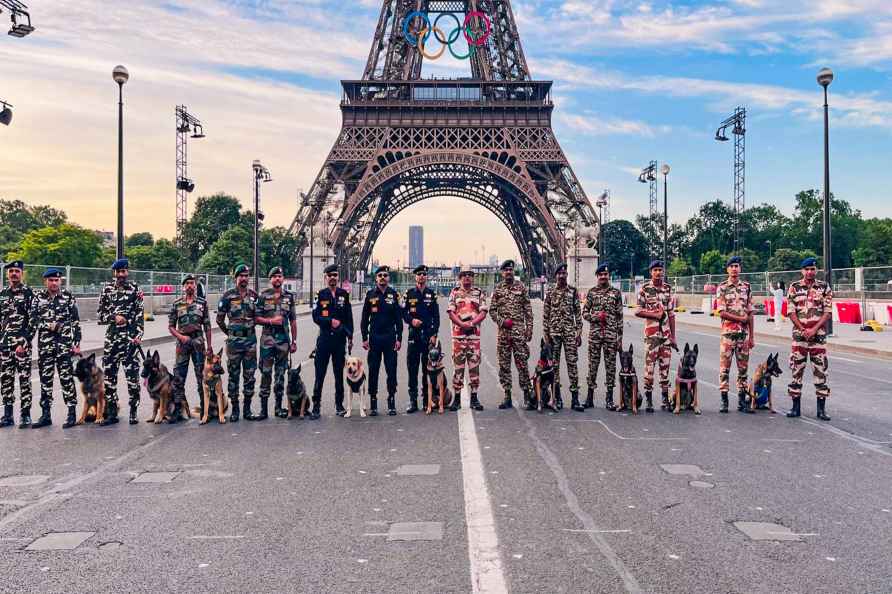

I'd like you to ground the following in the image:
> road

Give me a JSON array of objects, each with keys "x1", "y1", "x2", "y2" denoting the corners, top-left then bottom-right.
[{"x1": 1, "y1": 301, "x2": 891, "y2": 593}]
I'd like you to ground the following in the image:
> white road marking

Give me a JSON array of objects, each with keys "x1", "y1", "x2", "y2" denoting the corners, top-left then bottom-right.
[
  {"x1": 189, "y1": 535, "x2": 245, "y2": 540},
  {"x1": 457, "y1": 384, "x2": 508, "y2": 594},
  {"x1": 768, "y1": 532, "x2": 819, "y2": 537},
  {"x1": 563, "y1": 529, "x2": 632, "y2": 534}
]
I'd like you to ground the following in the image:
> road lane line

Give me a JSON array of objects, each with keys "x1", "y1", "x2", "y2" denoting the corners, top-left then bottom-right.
[
  {"x1": 481, "y1": 356, "x2": 643, "y2": 594},
  {"x1": 563, "y1": 529, "x2": 632, "y2": 534},
  {"x1": 457, "y1": 385, "x2": 508, "y2": 594}
]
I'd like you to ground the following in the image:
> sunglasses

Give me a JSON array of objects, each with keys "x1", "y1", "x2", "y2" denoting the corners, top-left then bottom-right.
[
  {"x1": 377, "y1": 273, "x2": 389, "y2": 278},
  {"x1": 326, "y1": 272, "x2": 339, "y2": 277},
  {"x1": 416, "y1": 272, "x2": 427, "y2": 276}
]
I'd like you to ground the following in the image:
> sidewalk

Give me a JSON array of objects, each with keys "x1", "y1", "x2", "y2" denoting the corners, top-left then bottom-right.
[{"x1": 625, "y1": 308, "x2": 892, "y2": 359}]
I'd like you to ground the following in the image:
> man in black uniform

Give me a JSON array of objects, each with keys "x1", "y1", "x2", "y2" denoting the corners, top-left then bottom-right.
[
  {"x1": 361, "y1": 265, "x2": 403, "y2": 416},
  {"x1": 403, "y1": 264, "x2": 439, "y2": 413},
  {"x1": 312, "y1": 264, "x2": 354, "y2": 418}
]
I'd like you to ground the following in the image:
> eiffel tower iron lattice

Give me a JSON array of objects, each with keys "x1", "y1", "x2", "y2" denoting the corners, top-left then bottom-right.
[{"x1": 284, "y1": 0, "x2": 600, "y2": 281}]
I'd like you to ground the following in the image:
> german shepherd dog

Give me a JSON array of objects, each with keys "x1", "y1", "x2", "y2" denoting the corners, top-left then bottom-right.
[
  {"x1": 672, "y1": 343, "x2": 701, "y2": 415},
  {"x1": 344, "y1": 356, "x2": 367, "y2": 418},
  {"x1": 617, "y1": 344, "x2": 641, "y2": 414},
  {"x1": 425, "y1": 336, "x2": 453, "y2": 415},
  {"x1": 198, "y1": 349, "x2": 227, "y2": 424},
  {"x1": 532, "y1": 338, "x2": 557, "y2": 413},
  {"x1": 748, "y1": 353, "x2": 782, "y2": 414},
  {"x1": 286, "y1": 364, "x2": 311, "y2": 419},
  {"x1": 73, "y1": 353, "x2": 106, "y2": 425},
  {"x1": 141, "y1": 350, "x2": 189, "y2": 424}
]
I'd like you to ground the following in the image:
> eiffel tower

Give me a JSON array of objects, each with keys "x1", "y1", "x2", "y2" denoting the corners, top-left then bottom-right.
[{"x1": 285, "y1": 0, "x2": 599, "y2": 282}]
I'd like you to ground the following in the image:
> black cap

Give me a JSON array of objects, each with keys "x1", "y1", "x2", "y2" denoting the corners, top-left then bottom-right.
[
  {"x1": 596, "y1": 263, "x2": 610, "y2": 274},
  {"x1": 500, "y1": 259, "x2": 515, "y2": 271},
  {"x1": 323, "y1": 264, "x2": 339, "y2": 275},
  {"x1": 413, "y1": 264, "x2": 428, "y2": 274},
  {"x1": 4, "y1": 260, "x2": 24, "y2": 271},
  {"x1": 182, "y1": 274, "x2": 196, "y2": 285},
  {"x1": 554, "y1": 263, "x2": 567, "y2": 275},
  {"x1": 268, "y1": 266, "x2": 284, "y2": 278},
  {"x1": 649, "y1": 260, "x2": 664, "y2": 270},
  {"x1": 374, "y1": 265, "x2": 390, "y2": 275}
]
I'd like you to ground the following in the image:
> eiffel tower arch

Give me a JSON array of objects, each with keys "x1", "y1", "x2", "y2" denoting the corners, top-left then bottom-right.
[{"x1": 285, "y1": 0, "x2": 599, "y2": 283}]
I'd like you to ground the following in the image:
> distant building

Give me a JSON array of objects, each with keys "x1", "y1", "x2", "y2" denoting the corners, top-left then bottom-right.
[
  {"x1": 409, "y1": 226, "x2": 424, "y2": 267},
  {"x1": 488, "y1": 254, "x2": 498, "y2": 266},
  {"x1": 96, "y1": 230, "x2": 115, "y2": 247}
]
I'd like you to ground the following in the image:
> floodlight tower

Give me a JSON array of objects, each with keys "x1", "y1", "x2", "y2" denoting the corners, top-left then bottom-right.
[
  {"x1": 1, "y1": 0, "x2": 35, "y2": 37},
  {"x1": 715, "y1": 107, "x2": 746, "y2": 252},
  {"x1": 175, "y1": 105, "x2": 206, "y2": 246},
  {"x1": 637, "y1": 161, "x2": 658, "y2": 258}
]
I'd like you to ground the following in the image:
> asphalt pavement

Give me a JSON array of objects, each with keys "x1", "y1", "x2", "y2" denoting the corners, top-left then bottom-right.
[{"x1": 1, "y1": 300, "x2": 891, "y2": 593}]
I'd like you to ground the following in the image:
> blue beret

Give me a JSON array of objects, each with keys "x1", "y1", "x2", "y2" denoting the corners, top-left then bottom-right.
[
  {"x1": 233, "y1": 263, "x2": 250, "y2": 276},
  {"x1": 554, "y1": 263, "x2": 567, "y2": 275},
  {"x1": 596, "y1": 263, "x2": 610, "y2": 274},
  {"x1": 111, "y1": 258, "x2": 129, "y2": 270},
  {"x1": 649, "y1": 260, "x2": 664, "y2": 270},
  {"x1": 801, "y1": 257, "x2": 817, "y2": 268},
  {"x1": 500, "y1": 259, "x2": 515, "y2": 271},
  {"x1": 726, "y1": 255, "x2": 742, "y2": 267},
  {"x1": 268, "y1": 266, "x2": 284, "y2": 278},
  {"x1": 323, "y1": 264, "x2": 339, "y2": 274},
  {"x1": 4, "y1": 260, "x2": 24, "y2": 271},
  {"x1": 374, "y1": 265, "x2": 390, "y2": 275},
  {"x1": 413, "y1": 264, "x2": 428, "y2": 274},
  {"x1": 43, "y1": 267, "x2": 62, "y2": 279}
]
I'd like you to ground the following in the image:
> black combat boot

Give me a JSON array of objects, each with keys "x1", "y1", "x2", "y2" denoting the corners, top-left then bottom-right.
[
  {"x1": 571, "y1": 390, "x2": 585, "y2": 412},
  {"x1": 369, "y1": 396, "x2": 379, "y2": 417},
  {"x1": 660, "y1": 391, "x2": 671, "y2": 412},
  {"x1": 644, "y1": 391, "x2": 654, "y2": 413},
  {"x1": 406, "y1": 391, "x2": 419, "y2": 414},
  {"x1": 605, "y1": 388, "x2": 617, "y2": 412},
  {"x1": 310, "y1": 399, "x2": 321, "y2": 420},
  {"x1": 450, "y1": 391, "x2": 462, "y2": 411},
  {"x1": 523, "y1": 389, "x2": 533, "y2": 410},
  {"x1": 720, "y1": 391, "x2": 729, "y2": 414},
  {"x1": 274, "y1": 394, "x2": 286, "y2": 418},
  {"x1": 129, "y1": 403, "x2": 139, "y2": 425},
  {"x1": 816, "y1": 397, "x2": 831, "y2": 421},
  {"x1": 100, "y1": 402, "x2": 119, "y2": 426},
  {"x1": 168, "y1": 401, "x2": 182, "y2": 424},
  {"x1": 62, "y1": 405, "x2": 77, "y2": 429},
  {"x1": 786, "y1": 397, "x2": 801, "y2": 418},
  {"x1": 255, "y1": 397, "x2": 269, "y2": 421},
  {"x1": 470, "y1": 393, "x2": 483, "y2": 411},
  {"x1": 554, "y1": 384, "x2": 563, "y2": 410},
  {"x1": 740, "y1": 390, "x2": 754, "y2": 414},
  {"x1": 229, "y1": 399, "x2": 241, "y2": 423},
  {"x1": 243, "y1": 397, "x2": 256, "y2": 420},
  {"x1": 0, "y1": 404, "x2": 14, "y2": 427},
  {"x1": 334, "y1": 394, "x2": 346, "y2": 417},
  {"x1": 32, "y1": 402, "x2": 52, "y2": 429},
  {"x1": 584, "y1": 387, "x2": 595, "y2": 409},
  {"x1": 387, "y1": 394, "x2": 397, "y2": 416},
  {"x1": 18, "y1": 405, "x2": 31, "y2": 428},
  {"x1": 498, "y1": 390, "x2": 513, "y2": 410}
]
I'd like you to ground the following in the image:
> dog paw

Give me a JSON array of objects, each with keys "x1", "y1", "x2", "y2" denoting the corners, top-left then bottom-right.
[{"x1": 199, "y1": 420, "x2": 207, "y2": 425}]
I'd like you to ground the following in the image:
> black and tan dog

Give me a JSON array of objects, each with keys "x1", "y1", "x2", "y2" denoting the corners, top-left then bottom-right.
[
  {"x1": 197, "y1": 348, "x2": 227, "y2": 424},
  {"x1": 532, "y1": 338, "x2": 557, "y2": 413},
  {"x1": 672, "y1": 343, "x2": 701, "y2": 415},
  {"x1": 141, "y1": 350, "x2": 190, "y2": 424},
  {"x1": 73, "y1": 353, "x2": 106, "y2": 425},
  {"x1": 425, "y1": 336, "x2": 453, "y2": 415},
  {"x1": 286, "y1": 364, "x2": 311, "y2": 419},
  {"x1": 747, "y1": 353, "x2": 782, "y2": 414},
  {"x1": 617, "y1": 344, "x2": 640, "y2": 414}
]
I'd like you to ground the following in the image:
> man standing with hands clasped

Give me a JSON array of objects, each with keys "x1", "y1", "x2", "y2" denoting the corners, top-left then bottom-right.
[
  {"x1": 403, "y1": 264, "x2": 439, "y2": 413},
  {"x1": 312, "y1": 264, "x2": 353, "y2": 418},
  {"x1": 361, "y1": 265, "x2": 403, "y2": 416},
  {"x1": 634, "y1": 260, "x2": 675, "y2": 413},
  {"x1": 542, "y1": 263, "x2": 582, "y2": 411},
  {"x1": 714, "y1": 255, "x2": 755, "y2": 413},
  {"x1": 490, "y1": 259, "x2": 533, "y2": 410}
]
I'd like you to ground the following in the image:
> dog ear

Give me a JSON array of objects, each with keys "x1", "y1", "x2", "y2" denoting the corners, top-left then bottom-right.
[
  {"x1": 152, "y1": 350, "x2": 160, "y2": 365},
  {"x1": 87, "y1": 352, "x2": 95, "y2": 363},
  {"x1": 217, "y1": 347, "x2": 224, "y2": 359},
  {"x1": 693, "y1": 344, "x2": 699, "y2": 355},
  {"x1": 684, "y1": 343, "x2": 690, "y2": 353},
  {"x1": 628, "y1": 343, "x2": 633, "y2": 356}
]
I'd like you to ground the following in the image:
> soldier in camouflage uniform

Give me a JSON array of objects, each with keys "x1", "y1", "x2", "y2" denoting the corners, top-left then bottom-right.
[
  {"x1": 447, "y1": 267, "x2": 488, "y2": 411},
  {"x1": 583, "y1": 263, "x2": 624, "y2": 411},
  {"x1": 542, "y1": 263, "x2": 582, "y2": 412},
  {"x1": 168, "y1": 274, "x2": 213, "y2": 422},
  {"x1": 0, "y1": 260, "x2": 36, "y2": 428},
  {"x1": 785, "y1": 257, "x2": 833, "y2": 421},
  {"x1": 216, "y1": 264, "x2": 258, "y2": 423},
  {"x1": 97, "y1": 258, "x2": 144, "y2": 425},
  {"x1": 31, "y1": 268, "x2": 82, "y2": 429},
  {"x1": 255, "y1": 266, "x2": 297, "y2": 421},
  {"x1": 490, "y1": 260, "x2": 533, "y2": 410},
  {"x1": 715, "y1": 256, "x2": 755, "y2": 413},
  {"x1": 634, "y1": 260, "x2": 676, "y2": 413}
]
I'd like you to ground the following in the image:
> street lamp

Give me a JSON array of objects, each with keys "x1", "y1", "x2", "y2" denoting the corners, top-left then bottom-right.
[
  {"x1": 765, "y1": 240, "x2": 772, "y2": 264},
  {"x1": 595, "y1": 190, "x2": 609, "y2": 263},
  {"x1": 252, "y1": 160, "x2": 272, "y2": 294},
  {"x1": 817, "y1": 66, "x2": 834, "y2": 335},
  {"x1": 661, "y1": 163, "x2": 670, "y2": 269},
  {"x1": 0, "y1": 100, "x2": 12, "y2": 126},
  {"x1": 112, "y1": 65, "x2": 129, "y2": 260}
]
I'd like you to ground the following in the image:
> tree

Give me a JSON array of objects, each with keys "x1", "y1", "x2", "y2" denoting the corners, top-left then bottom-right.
[
  {"x1": 180, "y1": 193, "x2": 244, "y2": 265},
  {"x1": 852, "y1": 218, "x2": 892, "y2": 267},
  {"x1": 150, "y1": 239, "x2": 184, "y2": 271},
  {"x1": 197, "y1": 226, "x2": 253, "y2": 275},
  {"x1": 601, "y1": 220, "x2": 649, "y2": 277},
  {"x1": 699, "y1": 250, "x2": 725, "y2": 274},
  {"x1": 125, "y1": 232, "x2": 154, "y2": 248},
  {"x1": 9, "y1": 224, "x2": 103, "y2": 267},
  {"x1": 0, "y1": 199, "x2": 67, "y2": 235},
  {"x1": 667, "y1": 258, "x2": 693, "y2": 277},
  {"x1": 768, "y1": 248, "x2": 817, "y2": 272},
  {"x1": 787, "y1": 189, "x2": 862, "y2": 268}
]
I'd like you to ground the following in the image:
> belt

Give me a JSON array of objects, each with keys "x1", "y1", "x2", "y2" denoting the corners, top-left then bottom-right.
[{"x1": 229, "y1": 328, "x2": 254, "y2": 338}]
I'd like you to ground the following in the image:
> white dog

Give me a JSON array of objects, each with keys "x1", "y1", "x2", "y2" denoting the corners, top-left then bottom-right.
[{"x1": 344, "y1": 356, "x2": 367, "y2": 418}]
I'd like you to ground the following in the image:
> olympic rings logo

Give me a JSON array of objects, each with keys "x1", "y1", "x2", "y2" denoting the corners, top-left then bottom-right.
[{"x1": 402, "y1": 11, "x2": 492, "y2": 60}]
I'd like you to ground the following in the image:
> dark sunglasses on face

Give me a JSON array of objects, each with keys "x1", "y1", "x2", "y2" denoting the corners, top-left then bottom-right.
[
  {"x1": 377, "y1": 273, "x2": 389, "y2": 278},
  {"x1": 416, "y1": 272, "x2": 427, "y2": 276}
]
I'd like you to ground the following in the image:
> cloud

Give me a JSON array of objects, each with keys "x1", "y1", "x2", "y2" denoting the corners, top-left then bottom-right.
[{"x1": 556, "y1": 112, "x2": 662, "y2": 137}]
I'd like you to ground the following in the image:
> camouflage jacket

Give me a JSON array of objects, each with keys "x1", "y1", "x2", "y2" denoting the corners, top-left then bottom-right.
[
  {"x1": 715, "y1": 279, "x2": 753, "y2": 337},
  {"x1": 216, "y1": 288, "x2": 257, "y2": 349},
  {"x1": 0, "y1": 283, "x2": 35, "y2": 346},
  {"x1": 637, "y1": 281, "x2": 674, "y2": 341},
  {"x1": 787, "y1": 279, "x2": 832, "y2": 343},
  {"x1": 97, "y1": 280, "x2": 144, "y2": 340},
  {"x1": 490, "y1": 280, "x2": 533, "y2": 337},
  {"x1": 583, "y1": 284, "x2": 624, "y2": 340},
  {"x1": 256, "y1": 287, "x2": 296, "y2": 345},
  {"x1": 543, "y1": 284, "x2": 582, "y2": 339},
  {"x1": 447, "y1": 286, "x2": 488, "y2": 339},
  {"x1": 168, "y1": 295, "x2": 211, "y2": 339},
  {"x1": 31, "y1": 288, "x2": 81, "y2": 348}
]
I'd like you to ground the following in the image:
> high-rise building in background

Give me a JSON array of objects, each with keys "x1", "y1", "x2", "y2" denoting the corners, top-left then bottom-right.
[{"x1": 409, "y1": 226, "x2": 424, "y2": 268}]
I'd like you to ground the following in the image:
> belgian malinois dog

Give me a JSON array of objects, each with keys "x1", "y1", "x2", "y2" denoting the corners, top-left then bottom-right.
[
  {"x1": 748, "y1": 353, "x2": 782, "y2": 414},
  {"x1": 672, "y1": 343, "x2": 700, "y2": 415}
]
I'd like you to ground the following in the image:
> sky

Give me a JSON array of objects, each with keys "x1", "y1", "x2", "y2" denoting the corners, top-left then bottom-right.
[{"x1": 1, "y1": 0, "x2": 891, "y2": 266}]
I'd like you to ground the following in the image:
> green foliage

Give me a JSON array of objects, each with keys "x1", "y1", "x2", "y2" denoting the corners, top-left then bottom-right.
[
  {"x1": 852, "y1": 219, "x2": 892, "y2": 267},
  {"x1": 0, "y1": 199, "x2": 67, "y2": 235},
  {"x1": 699, "y1": 250, "x2": 725, "y2": 274},
  {"x1": 197, "y1": 226, "x2": 253, "y2": 275},
  {"x1": 768, "y1": 248, "x2": 817, "y2": 272},
  {"x1": 125, "y1": 232, "x2": 154, "y2": 248},
  {"x1": 667, "y1": 257, "x2": 693, "y2": 277},
  {"x1": 601, "y1": 220, "x2": 649, "y2": 277},
  {"x1": 180, "y1": 193, "x2": 243, "y2": 265},
  {"x1": 9, "y1": 224, "x2": 103, "y2": 267}
]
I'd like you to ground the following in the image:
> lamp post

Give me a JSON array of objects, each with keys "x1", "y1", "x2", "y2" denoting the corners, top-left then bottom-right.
[
  {"x1": 817, "y1": 67, "x2": 834, "y2": 336},
  {"x1": 112, "y1": 65, "x2": 129, "y2": 260},
  {"x1": 661, "y1": 163, "x2": 670, "y2": 268},
  {"x1": 252, "y1": 160, "x2": 272, "y2": 294},
  {"x1": 765, "y1": 240, "x2": 772, "y2": 264}
]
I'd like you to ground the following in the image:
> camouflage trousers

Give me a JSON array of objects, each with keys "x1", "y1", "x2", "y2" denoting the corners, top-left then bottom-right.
[
  {"x1": 226, "y1": 344, "x2": 257, "y2": 402},
  {"x1": 496, "y1": 330, "x2": 531, "y2": 392},
  {"x1": 587, "y1": 334, "x2": 619, "y2": 392},
  {"x1": 103, "y1": 334, "x2": 140, "y2": 407},
  {"x1": 788, "y1": 341, "x2": 830, "y2": 399},
  {"x1": 0, "y1": 342, "x2": 32, "y2": 408},
  {"x1": 452, "y1": 337, "x2": 481, "y2": 392},
  {"x1": 719, "y1": 335, "x2": 750, "y2": 393},
  {"x1": 643, "y1": 337, "x2": 671, "y2": 393},
  {"x1": 551, "y1": 333, "x2": 579, "y2": 392},
  {"x1": 259, "y1": 346, "x2": 288, "y2": 400},
  {"x1": 172, "y1": 338, "x2": 205, "y2": 405},
  {"x1": 37, "y1": 338, "x2": 77, "y2": 407}
]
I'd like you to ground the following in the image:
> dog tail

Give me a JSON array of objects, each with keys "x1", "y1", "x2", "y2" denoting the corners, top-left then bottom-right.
[{"x1": 444, "y1": 388, "x2": 454, "y2": 408}]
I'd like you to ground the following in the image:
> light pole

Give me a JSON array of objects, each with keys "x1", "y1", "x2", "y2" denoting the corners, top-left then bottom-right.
[
  {"x1": 818, "y1": 66, "x2": 834, "y2": 335},
  {"x1": 765, "y1": 240, "x2": 772, "y2": 264},
  {"x1": 112, "y1": 65, "x2": 129, "y2": 260},
  {"x1": 252, "y1": 160, "x2": 272, "y2": 294},
  {"x1": 661, "y1": 163, "x2": 670, "y2": 268}
]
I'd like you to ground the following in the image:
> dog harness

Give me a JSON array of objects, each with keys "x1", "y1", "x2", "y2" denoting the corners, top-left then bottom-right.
[
  {"x1": 346, "y1": 376, "x2": 365, "y2": 392},
  {"x1": 675, "y1": 366, "x2": 697, "y2": 388}
]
